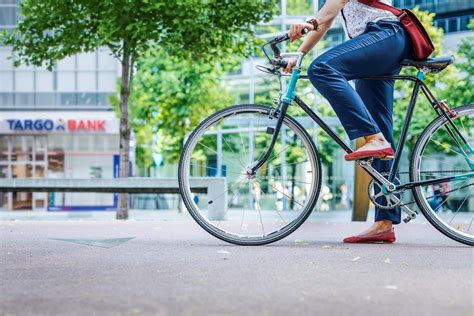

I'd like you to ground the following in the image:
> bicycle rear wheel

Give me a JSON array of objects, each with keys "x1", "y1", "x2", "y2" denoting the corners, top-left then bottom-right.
[
  {"x1": 411, "y1": 104, "x2": 474, "y2": 246},
  {"x1": 178, "y1": 104, "x2": 322, "y2": 245}
]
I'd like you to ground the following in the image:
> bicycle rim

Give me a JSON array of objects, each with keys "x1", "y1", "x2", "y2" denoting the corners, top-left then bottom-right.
[
  {"x1": 178, "y1": 105, "x2": 322, "y2": 245},
  {"x1": 411, "y1": 104, "x2": 474, "y2": 245}
]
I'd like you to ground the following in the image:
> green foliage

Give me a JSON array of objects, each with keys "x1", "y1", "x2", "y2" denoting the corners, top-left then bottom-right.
[
  {"x1": 2, "y1": 0, "x2": 277, "y2": 176},
  {"x1": 1, "y1": 0, "x2": 277, "y2": 69},
  {"x1": 127, "y1": 48, "x2": 233, "y2": 171},
  {"x1": 394, "y1": 9, "x2": 473, "y2": 150},
  {"x1": 445, "y1": 19, "x2": 474, "y2": 107},
  {"x1": 287, "y1": 0, "x2": 313, "y2": 15}
]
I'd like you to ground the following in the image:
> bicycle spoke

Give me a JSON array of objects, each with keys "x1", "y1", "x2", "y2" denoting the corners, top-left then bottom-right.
[
  {"x1": 255, "y1": 180, "x2": 288, "y2": 225},
  {"x1": 180, "y1": 106, "x2": 320, "y2": 244},
  {"x1": 238, "y1": 126, "x2": 249, "y2": 165},
  {"x1": 430, "y1": 139, "x2": 473, "y2": 163},
  {"x1": 252, "y1": 180, "x2": 266, "y2": 235},
  {"x1": 208, "y1": 177, "x2": 247, "y2": 206},
  {"x1": 271, "y1": 159, "x2": 310, "y2": 169},
  {"x1": 257, "y1": 175, "x2": 312, "y2": 185},
  {"x1": 270, "y1": 183, "x2": 304, "y2": 208},
  {"x1": 422, "y1": 156, "x2": 462, "y2": 168},
  {"x1": 222, "y1": 134, "x2": 247, "y2": 170},
  {"x1": 218, "y1": 179, "x2": 247, "y2": 226},
  {"x1": 251, "y1": 114, "x2": 262, "y2": 164},
  {"x1": 196, "y1": 141, "x2": 243, "y2": 171},
  {"x1": 458, "y1": 116, "x2": 469, "y2": 141},
  {"x1": 189, "y1": 164, "x2": 244, "y2": 176},
  {"x1": 448, "y1": 189, "x2": 469, "y2": 225}
]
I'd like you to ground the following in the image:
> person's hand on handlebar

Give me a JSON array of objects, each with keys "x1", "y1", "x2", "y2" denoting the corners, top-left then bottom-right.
[
  {"x1": 283, "y1": 57, "x2": 298, "y2": 74},
  {"x1": 289, "y1": 22, "x2": 314, "y2": 42}
]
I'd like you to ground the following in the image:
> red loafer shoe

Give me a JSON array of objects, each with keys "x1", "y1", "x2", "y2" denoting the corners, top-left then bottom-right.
[
  {"x1": 344, "y1": 147, "x2": 395, "y2": 161},
  {"x1": 343, "y1": 228, "x2": 396, "y2": 243}
]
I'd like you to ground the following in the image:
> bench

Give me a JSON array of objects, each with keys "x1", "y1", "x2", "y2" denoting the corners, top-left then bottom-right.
[{"x1": 0, "y1": 178, "x2": 227, "y2": 220}]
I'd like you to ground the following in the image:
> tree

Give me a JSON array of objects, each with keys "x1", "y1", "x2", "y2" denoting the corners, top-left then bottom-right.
[
  {"x1": 445, "y1": 19, "x2": 474, "y2": 107},
  {"x1": 126, "y1": 48, "x2": 234, "y2": 174},
  {"x1": 2, "y1": 0, "x2": 276, "y2": 219}
]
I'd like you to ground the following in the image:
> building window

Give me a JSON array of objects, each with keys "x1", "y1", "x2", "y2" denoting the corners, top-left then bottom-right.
[
  {"x1": 0, "y1": 7, "x2": 15, "y2": 26},
  {"x1": 435, "y1": 19, "x2": 447, "y2": 33},
  {"x1": 35, "y1": 93, "x2": 55, "y2": 106},
  {"x1": 460, "y1": 15, "x2": 472, "y2": 32},
  {"x1": 0, "y1": 92, "x2": 14, "y2": 106},
  {"x1": 435, "y1": 15, "x2": 473, "y2": 33}
]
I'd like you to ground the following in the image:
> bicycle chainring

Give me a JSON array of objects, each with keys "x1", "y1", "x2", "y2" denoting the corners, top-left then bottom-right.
[{"x1": 368, "y1": 178, "x2": 404, "y2": 210}]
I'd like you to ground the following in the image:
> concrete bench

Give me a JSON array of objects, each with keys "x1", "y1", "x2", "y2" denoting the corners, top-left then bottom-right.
[{"x1": 0, "y1": 178, "x2": 227, "y2": 220}]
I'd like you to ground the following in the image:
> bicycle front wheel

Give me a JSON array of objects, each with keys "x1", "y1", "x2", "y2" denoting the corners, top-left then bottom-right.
[
  {"x1": 411, "y1": 104, "x2": 474, "y2": 246},
  {"x1": 178, "y1": 104, "x2": 322, "y2": 245}
]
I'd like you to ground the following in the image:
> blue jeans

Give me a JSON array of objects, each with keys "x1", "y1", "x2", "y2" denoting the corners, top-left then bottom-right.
[{"x1": 307, "y1": 21, "x2": 412, "y2": 224}]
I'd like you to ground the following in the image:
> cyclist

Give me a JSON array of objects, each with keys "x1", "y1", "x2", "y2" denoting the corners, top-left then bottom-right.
[{"x1": 285, "y1": 0, "x2": 413, "y2": 243}]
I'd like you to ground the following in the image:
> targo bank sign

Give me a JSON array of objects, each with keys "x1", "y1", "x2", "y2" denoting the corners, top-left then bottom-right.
[
  {"x1": 0, "y1": 113, "x2": 119, "y2": 134},
  {"x1": 7, "y1": 119, "x2": 106, "y2": 132}
]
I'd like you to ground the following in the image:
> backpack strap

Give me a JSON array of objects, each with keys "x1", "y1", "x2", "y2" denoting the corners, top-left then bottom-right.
[{"x1": 357, "y1": 0, "x2": 404, "y2": 17}]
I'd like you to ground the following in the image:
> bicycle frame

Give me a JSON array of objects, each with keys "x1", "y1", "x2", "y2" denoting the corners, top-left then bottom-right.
[{"x1": 250, "y1": 67, "x2": 474, "y2": 194}]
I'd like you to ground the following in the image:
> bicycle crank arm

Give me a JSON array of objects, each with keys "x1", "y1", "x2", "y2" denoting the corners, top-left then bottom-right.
[
  {"x1": 357, "y1": 159, "x2": 397, "y2": 191},
  {"x1": 383, "y1": 193, "x2": 417, "y2": 223},
  {"x1": 400, "y1": 200, "x2": 418, "y2": 223}
]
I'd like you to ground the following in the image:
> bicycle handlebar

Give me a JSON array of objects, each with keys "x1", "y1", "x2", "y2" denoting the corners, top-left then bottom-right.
[{"x1": 268, "y1": 28, "x2": 308, "y2": 68}]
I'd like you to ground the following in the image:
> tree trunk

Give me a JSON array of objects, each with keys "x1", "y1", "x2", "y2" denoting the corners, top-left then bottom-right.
[{"x1": 116, "y1": 44, "x2": 132, "y2": 220}]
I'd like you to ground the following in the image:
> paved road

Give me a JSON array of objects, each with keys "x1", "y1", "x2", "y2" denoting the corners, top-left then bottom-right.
[{"x1": 1, "y1": 220, "x2": 472, "y2": 316}]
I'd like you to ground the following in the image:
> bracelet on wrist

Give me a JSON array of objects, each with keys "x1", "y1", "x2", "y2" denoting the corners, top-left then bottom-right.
[{"x1": 306, "y1": 17, "x2": 320, "y2": 32}]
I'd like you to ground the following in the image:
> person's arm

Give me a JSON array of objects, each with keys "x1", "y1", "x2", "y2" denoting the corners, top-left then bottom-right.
[
  {"x1": 283, "y1": 18, "x2": 335, "y2": 73},
  {"x1": 284, "y1": 0, "x2": 347, "y2": 73},
  {"x1": 288, "y1": 0, "x2": 347, "y2": 42},
  {"x1": 297, "y1": 18, "x2": 335, "y2": 55}
]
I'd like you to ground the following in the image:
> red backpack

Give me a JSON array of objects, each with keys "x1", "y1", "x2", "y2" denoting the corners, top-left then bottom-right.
[{"x1": 358, "y1": 0, "x2": 435, "y2": 59}]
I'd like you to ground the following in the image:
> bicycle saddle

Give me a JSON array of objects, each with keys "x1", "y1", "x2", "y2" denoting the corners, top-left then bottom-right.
[{"x1": 400, "y1": 55, "x2": 455, "y2": 74}]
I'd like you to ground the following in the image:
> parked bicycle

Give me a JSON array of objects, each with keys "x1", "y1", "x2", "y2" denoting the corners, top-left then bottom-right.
[{"x1": 178, "y1": 31, "x2": 473, "y2": 246}]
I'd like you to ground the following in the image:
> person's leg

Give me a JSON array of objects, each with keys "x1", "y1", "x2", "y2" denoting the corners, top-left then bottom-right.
[
  {"x1": 356, "y1": 79, "x2": 401, "y2": 226},
  {"x1": 307, "y1": 21, "x2": 410, "y2": 142},
  {"x1": 306, "y1": 21, "x2": 411, "y2": 241}
]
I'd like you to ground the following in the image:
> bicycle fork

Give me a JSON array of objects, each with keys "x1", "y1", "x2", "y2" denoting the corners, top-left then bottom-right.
[{"x1": 249, "y1": 101, "x2": 291, "y2": 175}]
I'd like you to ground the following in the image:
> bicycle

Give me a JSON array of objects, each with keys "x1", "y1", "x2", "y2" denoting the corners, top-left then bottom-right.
[{"x1": 178, "y1": 31, "x2": 473, "y2": 246}]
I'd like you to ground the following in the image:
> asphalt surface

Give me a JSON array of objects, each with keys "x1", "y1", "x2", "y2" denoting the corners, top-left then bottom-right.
[{"x1": 1, "y1": 220, "x2": 472, "y2": 316}]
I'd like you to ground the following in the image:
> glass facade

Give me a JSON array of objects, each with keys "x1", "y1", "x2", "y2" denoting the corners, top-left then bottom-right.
[
  {"x1": 0, "y1": 46, "x2": 118, "y2": 109},
  {"x1": 0, "y1": 134, "x2": 119, "y2": 211},
  {"x1": 0, "y1": 2, "x2": 119, "y2": 110},
  {"x1": 1, "y1": 2, "x2": 122, "y2": 211},
  {"x1": 435, "y1": 14, "x2": 474, "y2": 33}
]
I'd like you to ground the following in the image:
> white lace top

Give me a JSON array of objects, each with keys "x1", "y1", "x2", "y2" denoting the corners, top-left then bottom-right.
[{"x1": 339, "y1": 0, "x2": 398, "y2": 38}]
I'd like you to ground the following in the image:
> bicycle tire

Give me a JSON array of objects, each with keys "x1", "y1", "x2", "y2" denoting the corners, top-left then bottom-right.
[
  {"x1": 178, "y1": 104, "x2": 322, "y2": 245},
  {"x1": 410, "y1": 104, "x2": 474, "y2": 246}
]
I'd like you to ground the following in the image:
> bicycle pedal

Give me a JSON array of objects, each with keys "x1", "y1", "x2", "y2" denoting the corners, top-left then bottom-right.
[
  {"x1": 266, "y1": 127, "x2": 275, "y2": 135},
  {"x1": 403, "y1": 212, "x2": 417, "y2": 223}
]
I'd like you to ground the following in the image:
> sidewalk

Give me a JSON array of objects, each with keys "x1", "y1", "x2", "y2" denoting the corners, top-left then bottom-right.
[
  {"x1": 0, "y1": 208, "x2": 359, "y2": 222},
  {"x1": 1, "y1": 219, "x2": 472, "y2": 316}
]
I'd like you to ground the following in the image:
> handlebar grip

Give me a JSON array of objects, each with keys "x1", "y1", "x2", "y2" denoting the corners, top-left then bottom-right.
[
  {"x1": 271, "y1": 28, "x2": 308, "y2": 44},
  {"x1": 279, "y1": 59, "x2": 288, "y2": 68}
]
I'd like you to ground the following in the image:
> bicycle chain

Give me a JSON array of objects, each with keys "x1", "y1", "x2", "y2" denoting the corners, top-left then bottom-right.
[{"x1": 369, "y1": 170, "x2": 473, "y2": 208}]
